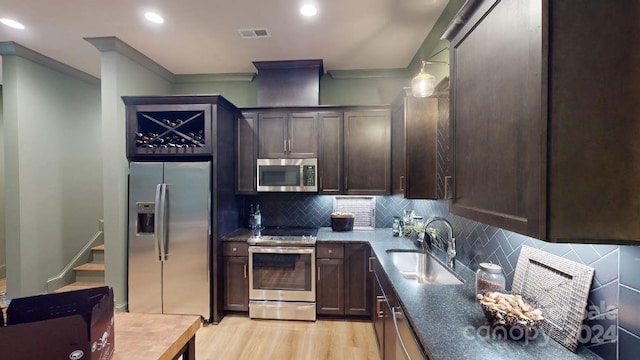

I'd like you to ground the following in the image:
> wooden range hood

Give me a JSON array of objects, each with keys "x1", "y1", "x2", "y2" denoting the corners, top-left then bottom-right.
[{"x1": 253, "y1": 59, "x2": 324, "y2": 107}]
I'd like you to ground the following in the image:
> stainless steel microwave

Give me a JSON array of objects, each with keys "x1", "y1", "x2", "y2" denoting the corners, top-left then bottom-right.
[{"x1": 257, "y1": 158, "x2": 318, "y2": 192}]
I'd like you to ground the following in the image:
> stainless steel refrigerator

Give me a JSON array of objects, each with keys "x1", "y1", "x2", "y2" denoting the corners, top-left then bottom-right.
[{"x1": 128, "y1": 161, "x2": 211, "y2": 320}]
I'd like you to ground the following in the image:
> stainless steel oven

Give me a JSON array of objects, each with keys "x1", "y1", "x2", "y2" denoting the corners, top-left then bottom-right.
[{"x1": 247, "y1": 228, "x2": 317, "y2": 321}]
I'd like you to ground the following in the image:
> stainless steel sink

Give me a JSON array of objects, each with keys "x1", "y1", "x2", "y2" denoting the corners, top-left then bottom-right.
[{"x1": 386, "y1": 249, "x2": 464, "y2": 285}]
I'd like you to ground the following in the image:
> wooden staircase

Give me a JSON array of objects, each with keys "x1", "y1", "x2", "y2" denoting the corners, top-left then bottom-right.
[{"x1": 55, "y1": 244, "x2": 105, "y2": 292}]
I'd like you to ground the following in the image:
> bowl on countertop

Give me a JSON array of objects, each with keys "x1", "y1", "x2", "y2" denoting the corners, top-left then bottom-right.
[
  {"x1": 478, "y1": 291, "x2": 544, "y2": 339},
  {"x1": 331, "y1": 212, "x2": 354, "y2": 232}
]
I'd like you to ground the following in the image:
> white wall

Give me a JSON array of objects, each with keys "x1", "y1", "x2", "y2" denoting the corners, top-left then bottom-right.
[
  {"x1": 92, "y1": 39, "x2": 172, "y2": 308},
  {"x1": 2, "y1": 55, "x2": 102, "y2": 297}
]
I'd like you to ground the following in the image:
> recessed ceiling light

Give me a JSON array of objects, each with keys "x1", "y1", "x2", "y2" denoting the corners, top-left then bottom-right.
[
  {"x1": 0, "y1": 18, "x2": 25, "y2": 30},
  {"x1": 300, "y1": 4, "x2": 318, "y2": 17},
  {"x1": 144, "y1": 12, "x2": 164, "y2": 24}
]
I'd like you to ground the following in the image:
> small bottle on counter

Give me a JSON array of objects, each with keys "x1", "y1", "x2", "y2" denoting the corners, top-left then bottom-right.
[
  {"x1": 392, "y1": 216, "x2": 402, "y2": 237},
  {"x1": 475, "y1": 263, "x2": 506, "y2": 296},
  {"x1": 254, "y1": 204, "x2": 262, "y2": 230},
  {"x1": 248, "y1": 204, "x2": 255, "y2": 229}
]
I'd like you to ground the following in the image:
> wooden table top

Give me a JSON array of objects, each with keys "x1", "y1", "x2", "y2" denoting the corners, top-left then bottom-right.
[{"x1": 113, "y1": 312, "x2": 201, "y2": 360}]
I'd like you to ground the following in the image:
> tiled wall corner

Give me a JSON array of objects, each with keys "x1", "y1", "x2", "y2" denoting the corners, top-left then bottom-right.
[{"x1": 618, "y1": 246, "x2": 640, "y2": 360}]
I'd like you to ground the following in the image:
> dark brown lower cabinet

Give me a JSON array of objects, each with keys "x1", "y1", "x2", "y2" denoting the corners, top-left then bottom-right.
[
  {"x1": 371, "y1": 256, "x2": 426, "y2": 360},
  {"x1": 372, "y1": 257, "x2": 399, "y2": 360},
  {"x1": 317, "y1": 258, "x2": 345, "y2": 315},
  {"x1": 223, "y1": 242, "x2": 249, "y2": 312},
  {"x1": 345, "y1": 243, "x2": 371, "y2": 316},
  {"x1": 372, "y1": 272, "x2": 386, "y2": 357},
  {"x1": 317, "y1": 242, "x2": 371, "y2": 317}
]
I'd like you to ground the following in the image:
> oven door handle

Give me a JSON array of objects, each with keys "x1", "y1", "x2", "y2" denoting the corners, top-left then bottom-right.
[{"x1": 248, "y1": 246, "x2": 315, "y2": 255}]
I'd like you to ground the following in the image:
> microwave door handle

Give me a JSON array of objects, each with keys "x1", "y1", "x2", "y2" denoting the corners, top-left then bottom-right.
[{"x1": 300, "y1": 165, "x2": 304, "y2": 187}]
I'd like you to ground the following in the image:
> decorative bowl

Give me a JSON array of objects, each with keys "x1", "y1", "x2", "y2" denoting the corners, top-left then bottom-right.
[{"x1": 477, "y1": 291, "x2": 544, "y2": 339}]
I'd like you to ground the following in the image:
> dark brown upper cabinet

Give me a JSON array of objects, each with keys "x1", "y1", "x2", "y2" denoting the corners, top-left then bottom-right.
[
  {"x1": 236, "y1": 111, "x2": 258, "y2": 194},
  {"x1": 123, "y1": 95, "x2": 238, "y2": 161},
  {"x1": 318, "y1": 111, "x2": 343, "y2": 194},
  {"x1": 258, "y1": 111, "x2": 318, "y2": 158},
  {"x1": 344, "y1": 109, "x2": 391, "y2": 195},
  {"x1": 445, "y1": 0, "x2": 640, "y2": 243},
  {"x1": 391, "y1": 81, "x2": 450, "y2": 199}
]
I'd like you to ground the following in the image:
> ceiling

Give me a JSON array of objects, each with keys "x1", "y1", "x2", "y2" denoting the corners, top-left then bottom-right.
[{"x1": 0, "y1": 0, "x2": 449, "y2": 81}]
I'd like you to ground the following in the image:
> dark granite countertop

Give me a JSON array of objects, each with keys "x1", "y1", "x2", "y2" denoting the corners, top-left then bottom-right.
[
  {"x1": 223, "y1": 227, "x2": 600, "y2": 359},
  {"x1": 222, "y1": 228, "x2": 253, "y2": 241},
  {"x1": 317, "y1": 228, "x2": 600, "y2": 360}
]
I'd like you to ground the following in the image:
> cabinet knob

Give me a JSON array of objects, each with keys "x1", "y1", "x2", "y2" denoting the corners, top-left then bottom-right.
[
  {"x1": 328, "y1": 249, "x2": 332, "y2": 254},
  {"x1": 232, "y1": 247, "x2": 237, "y2": 252}
]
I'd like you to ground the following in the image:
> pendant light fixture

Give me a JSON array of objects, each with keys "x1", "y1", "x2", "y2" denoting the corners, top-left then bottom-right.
[
  {"x1": 411, "y1": 47, "x2": 449, "y2": 98},
  {"x1": 411, "y1": 60, "x2": 437, "y2": 97}
]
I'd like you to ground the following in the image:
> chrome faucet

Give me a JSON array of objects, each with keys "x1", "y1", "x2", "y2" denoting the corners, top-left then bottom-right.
[{"x1": 422, "y1": 217, "x2": 457, "y2": 268}]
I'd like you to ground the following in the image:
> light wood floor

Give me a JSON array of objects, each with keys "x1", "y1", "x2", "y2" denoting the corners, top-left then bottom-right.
[{"x1": 196, "y1": 315, "x2": 380, "y2": 360}]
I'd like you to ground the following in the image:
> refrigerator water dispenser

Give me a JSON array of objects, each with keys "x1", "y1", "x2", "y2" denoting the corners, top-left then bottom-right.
[{"x1": 136, "y1": 202, "x2": 155, "y2": 234}]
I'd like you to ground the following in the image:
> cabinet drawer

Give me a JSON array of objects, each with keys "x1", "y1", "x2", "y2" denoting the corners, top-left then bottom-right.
[
  {"x1": 316, "y1": 243, "x2": 344, "y2": 259},
  {"x1": 223, "y1": 241, "x2": 249, "y2": 256}
]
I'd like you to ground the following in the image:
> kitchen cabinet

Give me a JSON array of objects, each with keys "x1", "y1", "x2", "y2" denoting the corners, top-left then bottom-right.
[
  {"x1": 123, "y1": 95, "x2": 238, "y2": 161},
  {"x1": 390, "y1": 96, "x2": 405, "y2": 196},
  {"x1": 371, "y1": 256, "x2": 397, "y2": 360},
  {"x1": 391, "y1": 82, "x2": 450, "y2": 199},
  {"x1": 371, "y1": 255, "x2": 425, "y2": 360},
  {"x1": 237, "y1": 105, "x2": 393, "y2": 196},
  {"x1": 258, "y1": 111, "x2": 318, "y2": 158},
  {"x1": 223, "y1": 242, "x2": 249, "y2": 312},
  {"x1": 344, "y1": 109, "x2": 391, "y2": 195},
  {"x1": 445, "y1": 0, "x2": 640, "y2": 243},
  {"x1": 372, "y1": 272, "x2": 385, "y2": 357},
  {"x1": 318, "y1": 111, "x2": 343, "y2": 194},
  {"x1": 383, "y1": 290, "x2": 397, "y2": 360},
  {"x1": 316, "y1": 243, "x2": 345, "y2": 316},
  {"x1": 345, "y1": 243, "x2": 370, "y2": 316},
  {"x1": 316, "y1": 243, "x2": 370, "y2": 317},
  {"x1": 236, "y1": 111, "x2": 258, "y2": 194}
]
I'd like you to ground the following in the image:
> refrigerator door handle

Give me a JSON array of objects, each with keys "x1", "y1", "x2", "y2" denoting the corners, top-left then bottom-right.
[
  {"x1": 158, "y1": 183, "x2": 168, "y2": 261},
  {"x1": 154, "y1": 184, "x2": 163, "y2": 261}
]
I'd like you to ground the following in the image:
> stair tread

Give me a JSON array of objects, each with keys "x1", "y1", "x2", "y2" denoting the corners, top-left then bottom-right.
[
  {"x1": 91, "y1": 244, "x2": 104, "y2": 252},
  {"x1": 55, "y1": 282, "x2": 105, "y2": 293},
  {"x1": 74, "y1": 261, "x2": 105, "y2": 272}
]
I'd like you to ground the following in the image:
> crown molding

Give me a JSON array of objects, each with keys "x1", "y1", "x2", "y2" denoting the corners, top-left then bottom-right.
[
  {"x1": 326, "y1": 68, "x2": 410, "y2": 80},
  {"x1": 85, "y1": 36, "x2": 174, "y2": 82},
  {"x1": 173, "y1": 72, "x2": 257, "y2": 83},
  {"x1": 0, "y1": 41, "x2": 100, "y2": 86}
]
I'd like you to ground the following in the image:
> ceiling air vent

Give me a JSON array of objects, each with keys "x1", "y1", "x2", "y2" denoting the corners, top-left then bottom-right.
[{"x1": 238, "y1": 28, "x2": 271, "y2": 39}]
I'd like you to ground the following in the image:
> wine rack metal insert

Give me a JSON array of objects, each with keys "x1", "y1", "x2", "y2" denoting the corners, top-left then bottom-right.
[{"x1": 135, "y1": 110, "x2": 206, "y2": 149}]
